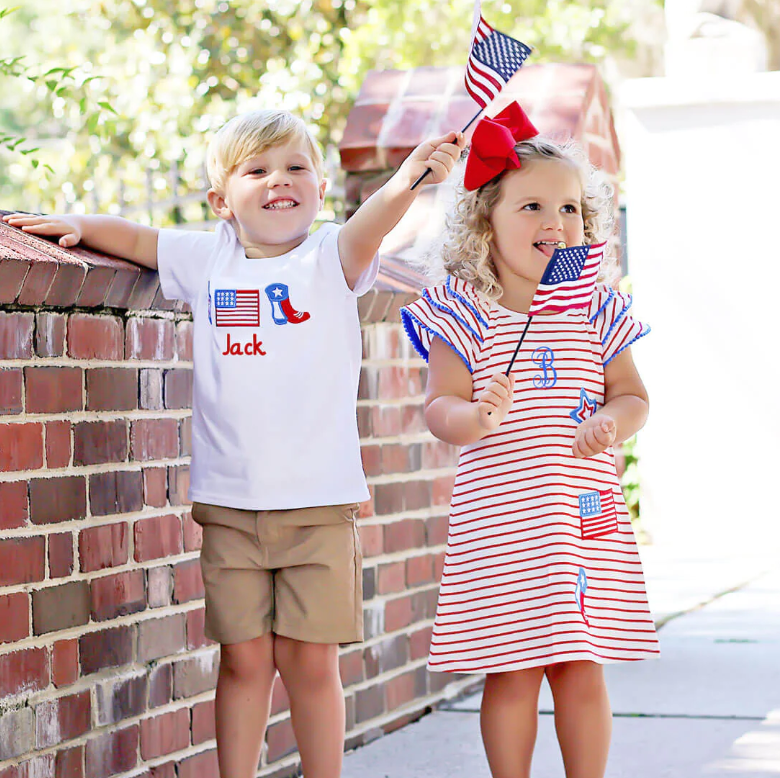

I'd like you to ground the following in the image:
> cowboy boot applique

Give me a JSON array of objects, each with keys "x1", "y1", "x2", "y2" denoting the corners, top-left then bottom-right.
[{"x1": 264, "y1": 283, "x2": 311, "y2": 325}]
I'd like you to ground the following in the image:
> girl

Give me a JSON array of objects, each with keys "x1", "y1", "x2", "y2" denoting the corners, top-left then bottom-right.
[{"x1": 401, "y1": 102, "x2": 660, "y2": 778}]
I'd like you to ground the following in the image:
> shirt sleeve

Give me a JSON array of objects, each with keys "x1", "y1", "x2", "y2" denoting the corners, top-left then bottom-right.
[
  {"x1": 401, "y1": 285, "x2": 487, "y2": 373},
  {"x1": 589, "y1": 284, "x2": 650, "y2": 365},
  {"x1": 157, "y1": 224, "x2": 227, "y2": 305},
  {"x1": 317, "y1": 223, "x2": 379, "y2": 297}
]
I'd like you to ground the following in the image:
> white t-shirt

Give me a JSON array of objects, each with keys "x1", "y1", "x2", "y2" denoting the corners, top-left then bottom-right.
[{"x1": 157, "y1": 221, "x2": 378, "y2": 510}]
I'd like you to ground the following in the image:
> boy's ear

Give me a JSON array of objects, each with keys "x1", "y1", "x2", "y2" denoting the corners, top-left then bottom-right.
[
  {"x1": 319, "y1": 178, "x2": 327, "y2": 205},
  {"x1": 207, "y1": 188, "x2": 233, "y2": 221}
]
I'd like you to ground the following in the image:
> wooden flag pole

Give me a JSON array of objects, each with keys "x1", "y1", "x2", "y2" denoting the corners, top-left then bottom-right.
[{"x1": 409, "y1": 108, "x2": 484, "y2": 191}]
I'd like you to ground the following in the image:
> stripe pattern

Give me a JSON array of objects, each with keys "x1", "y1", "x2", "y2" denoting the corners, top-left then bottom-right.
[
  {"x1": 401, "y1": 279, "x2": 659, "y2": 673},
  {"x1": 466, "y1": 15, "x2": 532, "y2": 109}
]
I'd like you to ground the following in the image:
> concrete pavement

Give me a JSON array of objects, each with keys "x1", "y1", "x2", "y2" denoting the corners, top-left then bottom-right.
[{"x1": 342, "y1": 545, "x2": 780, "y2": 777}]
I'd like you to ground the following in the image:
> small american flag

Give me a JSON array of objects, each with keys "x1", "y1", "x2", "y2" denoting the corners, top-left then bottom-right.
[
  {"x1": 528, "y1": 242, "x2": 605, "y2": 316},
  {"x1": 579, "y1": 489, "x2": 618, "y2": 540},
  {"x1": 214, "y1": 289, "x2": 260, "y2": 327},
  {"x1": 465, "y1": 2, "x2": 532, "y2": 109}
]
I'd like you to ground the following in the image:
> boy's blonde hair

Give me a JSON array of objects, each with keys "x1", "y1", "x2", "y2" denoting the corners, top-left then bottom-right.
[
  {"x1": 206, "y1": 109, "x2": 325, "y2": 194},
  {"x1": 440, "y1": 137, "x2": 618, "y2": 301}
]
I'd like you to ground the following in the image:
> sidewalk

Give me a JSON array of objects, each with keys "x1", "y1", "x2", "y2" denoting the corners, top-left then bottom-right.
[{"x1": 342, "y1": 543, "x2": 780, "y2": 778}]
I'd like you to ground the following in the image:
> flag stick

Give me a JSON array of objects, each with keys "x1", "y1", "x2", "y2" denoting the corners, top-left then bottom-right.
[
  {"x1": 410, "y1": 108, "x2": 484, "y2": 191},
  {"x1": 505, "y1": 316, "x2": 533, "y2": 375}
]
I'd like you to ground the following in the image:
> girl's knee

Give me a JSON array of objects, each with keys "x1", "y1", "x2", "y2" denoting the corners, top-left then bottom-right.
[{"x1": 545, "y1": 661, "x2": 606, "y2": 697}]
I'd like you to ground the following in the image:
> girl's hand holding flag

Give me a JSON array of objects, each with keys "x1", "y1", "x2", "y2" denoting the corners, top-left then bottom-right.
[{"x1": 572, "y1": 414, "x2": 618, "y2": 459}]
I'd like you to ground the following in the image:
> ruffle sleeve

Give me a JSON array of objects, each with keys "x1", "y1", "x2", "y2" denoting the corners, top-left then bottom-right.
[
  {"x1": 400, "y1": 276, "x2": 490, "y2": 373},
  {"x1": 588, "y1": 284, "x2": 650, "y2": 366}
]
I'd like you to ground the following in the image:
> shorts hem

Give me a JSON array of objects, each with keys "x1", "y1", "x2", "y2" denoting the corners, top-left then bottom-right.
[{"x1": 274, "y1": 622, "x2": 364, "y2": 646}]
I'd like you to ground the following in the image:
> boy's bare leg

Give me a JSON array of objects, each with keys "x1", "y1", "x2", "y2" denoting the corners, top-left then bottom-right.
[
  {"x1": 545, "y1": 661, "x2": 612, "y2": 778},
  {"x1": 480, "y1": 666, "x2": 546, "y2": 778},
  {"x1": 216, "y1": 633, "x2": 277, "y2": 778},
  {"x1": 274, "y1": 635, "x2": 345, "y2": 778}
]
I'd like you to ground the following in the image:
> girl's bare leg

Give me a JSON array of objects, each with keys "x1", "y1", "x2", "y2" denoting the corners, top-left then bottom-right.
[
  {"x1": 480, "y1": 666, "x2": 546, "y2": 778},
  {"x1": 215, "y1": 633, "x2": 277, "y2": 778},
  {"x1": 545, "y1": 661, "x2": 612, "y2": 778}
]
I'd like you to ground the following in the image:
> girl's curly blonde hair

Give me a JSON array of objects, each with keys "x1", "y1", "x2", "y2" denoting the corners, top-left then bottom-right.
[{"x1": 438, "y1": 136, "x2": 618, "y2": 301}]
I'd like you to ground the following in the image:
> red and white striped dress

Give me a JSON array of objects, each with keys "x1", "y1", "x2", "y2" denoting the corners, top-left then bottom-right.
[{"x1": 401, "y1": 276, "x2": 660, "y2": 673}]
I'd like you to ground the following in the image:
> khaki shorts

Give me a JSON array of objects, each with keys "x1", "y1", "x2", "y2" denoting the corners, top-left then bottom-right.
[{"x1": 191, "y1": 501, "x2": 363, "y2": 646}]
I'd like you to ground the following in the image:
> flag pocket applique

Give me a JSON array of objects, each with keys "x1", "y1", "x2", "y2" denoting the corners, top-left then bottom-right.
[{"x1": 578, "y1": 489, "x2": 618, "y2": 540}]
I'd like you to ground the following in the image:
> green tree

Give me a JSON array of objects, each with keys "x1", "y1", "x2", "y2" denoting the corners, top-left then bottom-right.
[{"x1": 0, "y1": 0, "x2": 651, "y2": 221}]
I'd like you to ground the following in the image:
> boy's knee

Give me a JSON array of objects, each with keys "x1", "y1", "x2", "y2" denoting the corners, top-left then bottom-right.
[
  {"x1": 276, "y1": 638, "x2": 339, "y2": 686},
  {"x1": 220, "y1": 634, "x2": 275, "y2": 681}
]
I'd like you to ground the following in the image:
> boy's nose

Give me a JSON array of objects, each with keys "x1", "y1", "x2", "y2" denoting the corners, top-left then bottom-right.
[{"x1": 267, "y1": 170, "x2": 292, "y2": 186}]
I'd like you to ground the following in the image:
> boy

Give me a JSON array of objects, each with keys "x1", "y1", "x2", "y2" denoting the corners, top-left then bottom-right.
[{"x1": 4, "y1": 109, "x2": 464, "y2": 778}]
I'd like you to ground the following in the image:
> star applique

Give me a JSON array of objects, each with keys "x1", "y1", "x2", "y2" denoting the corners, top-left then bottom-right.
[
  {"x1": 270, "y1": 286, "x2": 284, "y2": 298},
  {"x1": 569, "y1": 388, "x2": 597, "y2": 424}
]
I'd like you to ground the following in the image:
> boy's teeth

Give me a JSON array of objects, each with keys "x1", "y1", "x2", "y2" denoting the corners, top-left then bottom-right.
[{"x1": 265, "y1": 201, "x2": 296, "y2": 209}]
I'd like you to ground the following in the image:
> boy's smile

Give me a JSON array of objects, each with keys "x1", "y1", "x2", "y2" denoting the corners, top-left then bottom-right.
[{"x1": 208, "y1": 138, "x2": 326, "y2": 258}]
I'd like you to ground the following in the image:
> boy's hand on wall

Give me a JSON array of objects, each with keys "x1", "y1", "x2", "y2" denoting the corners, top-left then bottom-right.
[
  {"x1": 477, "y1": 372, "x2": 515, "y2": 431},
  {"x1": 2, "y1": 213, "x2": 82, "y2": 248},
  {"x1": 572, "y1": 413, "x2": 617, "y2": 458},
  {"x1": 401, "y1": 131, "x2": 465, "y2": 186}
]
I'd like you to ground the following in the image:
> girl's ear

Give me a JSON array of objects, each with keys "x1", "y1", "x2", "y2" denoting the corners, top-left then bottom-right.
[{"x1": 207, "y1": 188, "x2": 233, "y2": 221}]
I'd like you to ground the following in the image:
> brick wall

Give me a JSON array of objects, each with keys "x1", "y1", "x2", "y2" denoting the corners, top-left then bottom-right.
[{"x1": 0, "y1": 221, "x2": 476, "y2": 777}]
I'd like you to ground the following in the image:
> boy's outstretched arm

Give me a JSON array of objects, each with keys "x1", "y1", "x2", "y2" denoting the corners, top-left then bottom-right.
[
  {"x1": 2, "y1": 213, "x2": 159, "y2": 270},
  {"x1": 337, "y1": 131, "x2": 465, "y2": 290}
]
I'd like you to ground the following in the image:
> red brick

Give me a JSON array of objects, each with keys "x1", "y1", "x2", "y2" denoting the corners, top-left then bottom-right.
[
  {"x1": 0, "y1": 593, "x2": 29, "y2": 643},
  {"x1": 266, "y1": 717, "x2": 296, "y2": 761},
  {"x1": 35, "y1": 312, "x2": 67, "y2": 358},
  {"x1": 79, "y1": 626, "x2": 134, "y2": 676},
  {"x1": 426, "y1": 514, "x2": 449, "y2": 546},
  {"x1": 357, "y1": 405, "x2": 372, "y2": 437},
  {"x1": 46, "y1": 420, "x2": 72, "y2": 469},
  {"x1": 130, "y1": 418, "x2": 179, "y2": 461},
  {"x1": 361, "y1": 444, "x2": 381, "y2": 476},
  {"x1": 134, "y1": 514, "x2": 182, "y2": 562},
  {"x1": 0, "y1": 311, "x2": 35, "y2": 359},
  {"x1": 186, "y1": 608, "x2": 213, "y2": 650},
  {"x1": 127, "y1": 270, "x2": 161, "y2": 309},
  {"x1": 432, "y1": 474, "x2": 455, "y2": 506},
  {"x1": 381, "y1": 442, "x2": 409, "y2": 474},
  {"x1": 0, "y1": 368, "x2": 22, "y2": 415},
  {"x1": 371, "y1": 404, "x2": 402, "y2": 436},
  {"x1": 67, "y1": 314, "x2": 123, "y2": 360},
  {"x1": 52, "y1": 639, "x2": 79, "y2": 688},
  {"x1": 385, "y1": 670, "x2": 416, "y2": 710},
  {"x1": 55, "y1": 744, "x2": 84, "y2": 778},
  {"x1": 164, "y1": 369, "x2": 192, "y2": 409},
  {"x1": 384, "y1": 594, "x2": 413, "y2": 633},
  {"x1": 0, "y1": 647, "x2": 49, "y2": 698},
  {"x1": 175, "y1": 321, "x2": 193, "y2": 361},
  {"x1": 29, "y1": 476, "x2": 87, "y2": 524},
  {"x1": 73, "y1": 420, "x2": 128, "y2": 465},
  {"x1": 95, "y1": 673, "x2": 148, "y2": 726},
  {"x1": 147, "y1": 565, "x2": 172, "y2": 609},
  {"x1": 33, "y1": 581, "x2": 90, "y2": 635},
  {"x1": 377, "y1": 561, "x2": 406, "y2": 594},
  {"x1": 89, "y1": 470, "x2": 143, "y2": 516},
  {"x1": 143, "y1": 467, "x2": 167, "y2": 507},
  {"x1": 182, "y1": 510, "x2": 202, "y2": 552},
  {"x1": 18, "y1": 261, "x2": 58, "y2": 305},
  {"x1": 406, "y1": 553, "x2": 434, "y2": 586},
  {"x1": 410, "y1": 626, "x2": 433, "y2": 660},
  {"x1": 167, "y1": 465, "x2": 190, "y2": 506},
  {"x1": 0, "y1": 422, "x2": 43, "y2": 471},
  {"x1": 85, "y1": 726, "x2": 138, "y2": 778},
  {"x1": 172, "y1": 652, "x2": 218, "y2": 699},
  {"x1": 76, "y1": 266, "x2": 114, "y2": 308},
  {"x1": 139, "y1": 368, "x2": 163, "y2": 410},
  {"x1": 177, "y1": 750, "x2": 218, "y2": 778},
  {"x1": 49, "y1": 532, "x2": 74, "y2": 578},
  {"x1": 339, "y1": 649, "x2": 364, "y2": 687},
  {"x1": 137, "y1": 614, "x2": 186, "y2": 662},
  {"x1": 358, "y1": 523, "x2": 383, "y2": 557},
  {"x1": 384, "y1": 518, "x2": 426, "y2": 553},
  {"x1": 403, "y1": 480, "x2": 431, "y2": 511},
  {"x1": 434, "y1": 551, "x2": 445, "y2": 581},
  {"x1": 86, "y1": 368, "x2": 138, "y2": 411},
  {"x1": 148, "y1": 663, "x2": 172, "y2": 709},
  {"x1": 15, "y1": 755, "x2": 56, "y2": 778},
  {"x1": 0, "y1": 480, "x2": 28, "y2": 529},
  {"x1": 0, "y1": 256, "x2": 29, "y2": 304},
  {"x1": 401, "y1": 403, "x2": 427, "y2": 434},
  {"x1": 24, "y1": 366, "x2": 82, "y2": 413},
  {"x1": 36, "y1": 690, "x2": 91, "y2": 747},
  {"x1": 179, "y1": 416, "x2": 191, "y2": 456},
  {"x1": 125, "y1": 317, "x2": 174, "y2": 361},
  {"x1": 91, "y1": 570, "x2": 146, "y2": 621},
  {"x1": 191, "y1": 699, "x2": 215, "y2": 745},
  {"x1": 173, "y1": 559, "x2": 204, "y2": 604},
  {"x1": 79, "y1": 523, "x2": 128, "y2": 572},
  {"x1": 0, "y1": 536, "x2": 45, "y2": 586},
  {"x1": 354, "y1": 684, "x2": 384, "y2": 723},
  {"x1": 139, "y1": 708, "x2": 190, "y2": 759},
  {"x1": 374, "y1": 482, "x2": 404, "y2": 515}
]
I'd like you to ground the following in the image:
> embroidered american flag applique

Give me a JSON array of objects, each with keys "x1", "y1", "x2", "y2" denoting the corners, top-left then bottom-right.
[
  {"x1": 214, "y1": 289, "x2": 261, "y2": 327},
  {"x1": 578, "y1": 489, "x2": 618, "y2": 540}
]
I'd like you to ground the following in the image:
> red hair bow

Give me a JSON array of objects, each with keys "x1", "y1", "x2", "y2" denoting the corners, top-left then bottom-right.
[{"x1": 463, "y1": 102, "x2": 539, "y2": 191}]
